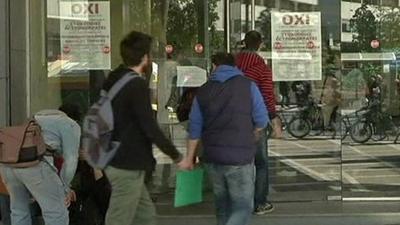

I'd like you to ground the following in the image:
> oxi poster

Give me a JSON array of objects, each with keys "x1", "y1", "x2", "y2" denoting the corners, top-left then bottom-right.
[
  {"x1": 60, "y1": 1, "x2": 111, "y2": 70},
  {"x1": 271, "y1": 12, "x2": 322, "y2": 81}
]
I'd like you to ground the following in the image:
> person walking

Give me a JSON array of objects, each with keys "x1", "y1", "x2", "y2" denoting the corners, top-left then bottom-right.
[
  {"x1": 236, "y1": 30, "x2": 277, "y2": 214},
  {"x1": 180, "y1": 52, "x2": 269, "y2": 225},
  {"x1": 102, "y1": 31, "x2": 184, "y2": 225}
]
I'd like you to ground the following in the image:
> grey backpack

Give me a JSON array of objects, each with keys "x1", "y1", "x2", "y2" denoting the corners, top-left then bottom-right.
[{"x1": 82, "y1": 72, "x2": 139, "y2": 169}]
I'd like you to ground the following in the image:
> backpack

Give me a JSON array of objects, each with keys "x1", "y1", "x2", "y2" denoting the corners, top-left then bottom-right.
[
  {"x1": 0, "y1": 119, "x2": 47, "y2": 167},
  {"x1": 82, "y1": 72, "x2": 139, "y2": 169},
  {"x1": 176, "y1": 88, "x2": 198, "y2": 122}
]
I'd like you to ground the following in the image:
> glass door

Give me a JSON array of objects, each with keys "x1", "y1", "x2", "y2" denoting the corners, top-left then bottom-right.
[
  {"x1": 341, "y1": 0, "x2": 400, "y2": 200},
  {"x1": 229, "y1": 0, "x2": 343, "y2": 202}
]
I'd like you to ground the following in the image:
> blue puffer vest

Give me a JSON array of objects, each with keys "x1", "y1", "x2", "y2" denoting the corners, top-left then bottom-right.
[{"x1": 197, "y1": 75, "x2": 256, "y2": 165}]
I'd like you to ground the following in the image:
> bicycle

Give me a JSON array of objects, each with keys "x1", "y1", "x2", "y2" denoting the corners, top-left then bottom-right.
[
  {"x1": 287, "y1": 99, "x2": 326, "y2": 139},
  {"x1": 349, "y1": 99, "x2": 400, "y2": 144},
  {"x1": 340, "y1": 106, "x2": 370, "y2": 141},
  {"x1": 265, "y1": 106, "x2": 292, "y2": 139}
]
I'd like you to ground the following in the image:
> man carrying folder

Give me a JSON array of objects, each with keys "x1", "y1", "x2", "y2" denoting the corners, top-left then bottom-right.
[{"x1": 180, "y1": 52, "x2": 269, "y2": 225}]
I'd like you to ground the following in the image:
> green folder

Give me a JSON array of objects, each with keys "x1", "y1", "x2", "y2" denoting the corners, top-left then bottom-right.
[{"x1": 174, "y1": 167, "x2": 204, "y2": 207}]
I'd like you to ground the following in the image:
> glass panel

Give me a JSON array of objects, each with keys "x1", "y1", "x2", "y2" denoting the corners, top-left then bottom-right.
[
  {"x1": 341, "y1": 0, "x2": 400, "y2": 199},
  {"x1": 39, "y1": 0, "x2": 216, "y2": 194},
  {"x1": 39, "y1": 0, "x2": 219, "y2": 113},
  {"x1": 230, "y1": 0, "x2": 243, "y2": 52},
  {"x1": 241, "y1": 0, "x2": 343, "y2": 201}
]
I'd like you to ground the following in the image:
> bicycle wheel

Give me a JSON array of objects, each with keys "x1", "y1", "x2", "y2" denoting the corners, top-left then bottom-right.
[
  {"x1": 340, "y1": 118, "x2": 348, "y2": 141},
  {"x1": 287, "y1": 117, "x2": 311, "y2": 138},
  {"x1": 395, "y1": 132, "x2": 400, "y2": 144},
  {"x1": 350, "y1": 120, "x2": 372, "y2": 143}
]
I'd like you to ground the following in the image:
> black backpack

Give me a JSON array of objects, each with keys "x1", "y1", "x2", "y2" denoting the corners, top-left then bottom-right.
[{"x1": 176, "y1": 88, "x2": 198, "y2": 122}]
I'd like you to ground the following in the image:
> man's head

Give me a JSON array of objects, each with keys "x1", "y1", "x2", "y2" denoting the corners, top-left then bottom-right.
[
  {"x1": 244, "y1": 30, "x2": 262, "y2": 51},
  {"x1": 120, "y1": 31, "x2": 153, "y2": 76},
  {"x1": 211, "y1": 52, "x2": 235, "y2": 71}
]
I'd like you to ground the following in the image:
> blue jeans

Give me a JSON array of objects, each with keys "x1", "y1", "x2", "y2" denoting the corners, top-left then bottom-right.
[
  {"x1": 206, "y1": 163, "x2": 255, "y2": 225},
  {"x1": 254, "y1": 129, "x2": 269, "y2": 207},
  {"x1": 0, "y1": 162, "x2": 68, "y2": 225}
]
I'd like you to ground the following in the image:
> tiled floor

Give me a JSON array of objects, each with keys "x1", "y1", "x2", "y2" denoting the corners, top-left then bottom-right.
[{"x1": 157, "y1": 201, "x2": 400, "y2": 225}]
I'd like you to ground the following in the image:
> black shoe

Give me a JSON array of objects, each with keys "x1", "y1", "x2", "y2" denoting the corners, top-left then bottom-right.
[{"x1": 254, "y1": 202, "x2": 274, "y2": 215}]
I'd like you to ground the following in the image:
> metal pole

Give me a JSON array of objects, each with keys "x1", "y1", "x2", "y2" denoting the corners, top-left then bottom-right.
[
  {"x1": 251, "y1": 0, "x2": 255, "y2": 30},
  {"x1": 204, "y1": 0, "x2": 210, "y2": 72},
  {"x1": 225, "y1": 0, "x2": 230, "y2": 52}
]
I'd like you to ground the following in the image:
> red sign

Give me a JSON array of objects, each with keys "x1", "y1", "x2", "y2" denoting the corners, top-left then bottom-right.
[
  {"x1": 165, "y1": 45, "x2": 174, "y2": 54},
  {"x1": 306, "y1": 41, "x2": 315, "y2": 49},
  {"x1": 371, "y1": 39, "x2": 380, "y2": 48},
  {"x1": 274, "y1": 42, "x2": 283, "y2": 49},
  {"x1": 194, "y1": 43, "x2": 204, "y2": 54},
  {"x1": 63, "y1": 46, "x2": 71, "y2": 54},
  {"x1": 102, "y1": 46, "x2": 111, "y2": 54}
]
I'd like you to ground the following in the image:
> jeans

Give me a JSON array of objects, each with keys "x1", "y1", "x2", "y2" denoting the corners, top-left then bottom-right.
[
  {"x1": 0, "y1": 194, "x2": 11, "y2": 225},
  {"x1": 0, "y1": 162, "x2": 68, "y2": 225},
  {"x1": 206, "y1": 163, "x2": 255, "y2": 225},
  {"x1": 105, "y1": 167, "x2": 156, "y2": 225},
  {"x1": 254, "y1": 129, "x2": 269, "y2": 207}
]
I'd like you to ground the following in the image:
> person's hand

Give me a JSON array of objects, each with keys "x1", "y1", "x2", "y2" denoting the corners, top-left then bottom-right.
[
  {"x1": 93, "y1": 169, "x2": 104, "y2": 181},
  {"x1": 177, "y1": 158, "x2": 194, "y2": 170},
  {"x1": 65, "y1": 190, "x2": 77, "y2": 207},
  {"x1": 271, "y1": 117, "x2": 283, "y2": 139}
]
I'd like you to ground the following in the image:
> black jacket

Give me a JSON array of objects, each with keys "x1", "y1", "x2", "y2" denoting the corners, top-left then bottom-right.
[{"x1": 103, "y1": 65, "x2": 182, "y2": 171}]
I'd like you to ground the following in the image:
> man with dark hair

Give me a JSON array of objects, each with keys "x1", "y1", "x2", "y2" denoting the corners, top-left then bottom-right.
[
  {"x1": 236, "y1": 30, "x2": 277, "y2": 215},
  {"x1": 102, "y1": 31, "x2": 184, "y2": 225},
  {"x1": 241, "y1": 30, "x2": 262, "y2": 51},
  {"x1": 180, "y1": 52, "x2": 268, "y2": 225}
]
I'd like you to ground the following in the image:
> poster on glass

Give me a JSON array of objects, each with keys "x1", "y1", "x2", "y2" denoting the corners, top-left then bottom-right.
[{"x1": 271, "y1": 12, "x2": 322, "y2": 81}]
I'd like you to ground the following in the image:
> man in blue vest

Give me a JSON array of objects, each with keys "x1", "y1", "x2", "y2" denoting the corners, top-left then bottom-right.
[{"x1": 179, "y1": 52, "x2": 269, "y2": 225}]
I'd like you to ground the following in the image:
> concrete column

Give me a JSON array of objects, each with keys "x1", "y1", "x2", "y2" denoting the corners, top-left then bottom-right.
[
  {"x1": 28, "y1": 0, "x2": 51, "y2": 115},
  {"x1": 0, "y1": 0, "x2": 10, "y2": 126},
  {"x1": 7, "y1": 0, "x2": 47, "y2": 124},
  {"x1": 9, "y1": 0, "x2": 29, "y2": 124}
]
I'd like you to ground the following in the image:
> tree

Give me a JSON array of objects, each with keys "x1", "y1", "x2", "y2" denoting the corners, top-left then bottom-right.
[
  {"x1": 378, "y1": 8, "x2": 400, "y2": 51},
  {"x1": 350, "y1": 3, "x2": 400, "y2": 52},
  {"x1": 349, "y1": 3, "x2": 379, "y2": 52},
  {"x1": 208, "y1": 0, "x2": 224, "y2": 52},
  {"x1": 165, "y1": 0, "x2": 222, "y2": 56},
  {"x1": 256, "y1": 9, "x2": 272, "y2": 51}
]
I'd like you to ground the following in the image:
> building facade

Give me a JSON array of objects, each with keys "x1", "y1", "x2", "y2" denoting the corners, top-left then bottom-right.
[{"x1": 1, "y1": 0, "x2": 400, "y2": 203}]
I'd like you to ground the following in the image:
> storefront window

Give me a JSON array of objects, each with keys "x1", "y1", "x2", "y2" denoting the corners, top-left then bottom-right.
[
  {"x1": 34, "y1": 0, "x2": 222, "y2": 114},
  {"x1": 341, "y1": 0, "x2": 400, "y2": 199},
  {"x1": 28, "y1": 0, "x2": 400, "y2": 203}
]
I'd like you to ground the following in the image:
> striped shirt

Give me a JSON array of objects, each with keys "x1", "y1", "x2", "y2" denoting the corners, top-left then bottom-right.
[{"x1": 236, "y1": 51, "x2": 276, "y2": 118}]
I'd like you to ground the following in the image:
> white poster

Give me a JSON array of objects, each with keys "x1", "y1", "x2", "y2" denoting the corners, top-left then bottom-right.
[
  {"x1": 271, "y1": 12, "x2": 322, "y2": 81},
  {"x1": 60, "y1": 1, "x2": 111, "y2": 70},
  {"x1": 177, "y1": 66, "x2": 207, "y2": 87}
]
